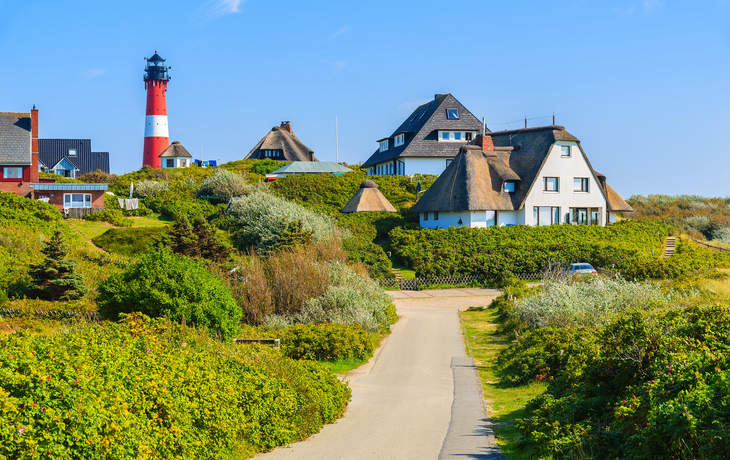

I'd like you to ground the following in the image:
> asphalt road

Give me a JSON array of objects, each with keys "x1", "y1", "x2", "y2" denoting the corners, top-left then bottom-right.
[{"x1": 255, "y1": 295, "x2": 504, "y2": 460}]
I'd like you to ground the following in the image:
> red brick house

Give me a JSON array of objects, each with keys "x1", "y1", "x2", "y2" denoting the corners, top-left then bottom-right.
[{"x1": 0, "y1": 108, "x2": 107, "y2": 213}]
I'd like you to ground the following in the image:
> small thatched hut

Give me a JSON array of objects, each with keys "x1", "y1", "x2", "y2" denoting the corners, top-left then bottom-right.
[{"x1": 341, "y1": 180, "x2": 397, "y2": 213}]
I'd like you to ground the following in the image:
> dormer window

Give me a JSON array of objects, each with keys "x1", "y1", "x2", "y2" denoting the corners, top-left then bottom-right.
[
  {"x1": 439, "y1": 131, "x2": 475, "y2": 142},
  {"x1": 68, "y1": 149, "x2": 77, "y2": 157},
  {"x1": 379, "y1": 139, "x2": 389, "y2": 152},
  {"x1": 446, "y1": 108, "x2": 459, "y2": 119},
  {"x1": 504, "y1": 181, "x2": 517, "y2": 193},
  {"x1": 441, "y1": 131, "x2": 450, "y2": 141},
  {"x1": 394, "y1": 134, "x2": 404, "y2": 147},
  {"x1": 561, "y1": 145, "x2": 570, "y2": 157}
]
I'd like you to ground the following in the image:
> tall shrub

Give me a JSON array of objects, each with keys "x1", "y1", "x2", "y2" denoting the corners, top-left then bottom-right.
[
  {"x1": 27, "y1": 230, "x2": 87, "y2": 301},
  {"x1": 197, "y1": 169, "x2": 250, "y2": 199},
  {"x1": 98, "y1": 246, "x2": 242, "y2": 340}
]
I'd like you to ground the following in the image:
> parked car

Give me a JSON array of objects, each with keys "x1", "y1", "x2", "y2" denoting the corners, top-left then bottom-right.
[{"x1": 567, "y1": 263, "x2": 597, "y2": 274}]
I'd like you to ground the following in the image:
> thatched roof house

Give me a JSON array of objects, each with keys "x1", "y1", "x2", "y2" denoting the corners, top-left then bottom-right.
[
  {"x1": 159, "y1": 141, "x2": 192, "y2": 168},
  {"x1": 341, "y1": 180, "x2": 397, "y2": 213},
  {"x1": 412, "y1": 126, "x2": 632, "y2": 228},
  {"x1": 244, "y1": 121, "x2": 317, "y2": 162}
]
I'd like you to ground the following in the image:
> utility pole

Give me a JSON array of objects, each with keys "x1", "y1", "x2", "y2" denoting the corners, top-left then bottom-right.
[{"x1": 335, "y1": 115, "x2": 339, "y2": 163}]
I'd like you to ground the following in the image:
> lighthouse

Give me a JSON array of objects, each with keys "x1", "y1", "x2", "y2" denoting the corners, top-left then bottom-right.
[{"x1": 142, "y1": 51, "x2": 171, "y2": 169}]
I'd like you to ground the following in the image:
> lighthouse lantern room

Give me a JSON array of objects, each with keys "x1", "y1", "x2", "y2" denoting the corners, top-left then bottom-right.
[{"x1": 142, "y1": 51, "x2": 171, "y2": 169}]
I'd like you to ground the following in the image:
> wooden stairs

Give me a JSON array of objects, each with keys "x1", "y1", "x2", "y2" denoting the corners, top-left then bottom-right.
[
  {"x1": 391, "y1": 268, "x2": 404, "y2": 283},
  {"x1": 663, "y1": 237, "x2": 676, "y2": 258}
]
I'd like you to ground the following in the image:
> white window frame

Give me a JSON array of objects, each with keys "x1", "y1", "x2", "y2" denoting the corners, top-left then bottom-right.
[
  {"x1": 504, "y1": 181, "x2": 516, "y2": 193},
  {"x1": 379, "y1": 140, "x2": 389, "y2": 152},
  {"x1": 68, "y1": 149, "x2": 77, "y2": 157},
  {"x1": 446, "y1": 108, "x2": 459, "y2": 119},
  {"x1": 3, "y1": 167, "x2": 22, "y2": 179},
  {"x1": 440, "y1": 131, "x2": 451, "y2": 142},
  {"x1": 63, "y1": 193, "x2": 92, "y2": 209},
  {"x1": 394, "y1": 134, "x2": 404, "y2": 147},
  {"x1": 561, "y1": 145, "x2": 570, "y2": 157}
]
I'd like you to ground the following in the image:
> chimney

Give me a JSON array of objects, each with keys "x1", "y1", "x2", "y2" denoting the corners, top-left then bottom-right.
[
  {"x1": 280, "y1": 121, "x2": 293, "y2": 134},
  {"x1": 30, "y1": 106, "x2": 39, "y2": 183},
  {"x1": 476, "y1": 134, "x2": 494, "y2": 152},
  {"x1": 434, "y1": 94, "x2": 446, "y2": 100}
]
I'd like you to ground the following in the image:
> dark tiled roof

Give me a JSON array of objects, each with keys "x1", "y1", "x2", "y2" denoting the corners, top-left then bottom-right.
[
  {"x1": 361, "y1": 94, "x2": 485, "y2": 168},
  {"x1": 0, "y1": 112, "x2": 31, "y2": 165},
  {"x1": 39, "y1": 139, "x2": 110, "y2": 176},
  {"x1": 159, "y1": 141, "x2": 192, "y2": 158},
  {"x1": 149, "y1": 53, "x2": 165, "y2": 62},
  {"x1": 244, "y1": 124, "x2": 318, "y2": 162}
]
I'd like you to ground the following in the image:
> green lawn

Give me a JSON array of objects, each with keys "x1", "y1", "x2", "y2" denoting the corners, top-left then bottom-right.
[
  {"x1": 71, "y1": 213, "x2": 171, "y2": 241},
  {"x1": 461, "y1": 307, "x2": 547, "y2": 460}
]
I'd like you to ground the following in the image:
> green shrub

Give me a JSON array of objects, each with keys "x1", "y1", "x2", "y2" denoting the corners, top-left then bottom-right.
[
  {"x1": 83, "y1": 209, "x2": 133, "y2": 227},
  {"x1": 98, "y1": 246, "x2": 242, "y2": 341},
  {"x1": 513, "y1": 305, "x2": 730, "y2": 459},
  {"x1": 281, "y1": 323, "x2": 374, "y2": 361},
  {"x1": 134, "y1": 180, "x2": 169, "y2": 197},
  {"x1": 26, "y1": 231, "x2": 87, "y2": 302},
  {"x1": 267, "y1": 262, "x2": 394, "y2": 333},
  {"x1": 0, "y1": 313, "x2": 350, "y2": 458},
  {"x1": 228, "y1": 189, "x2": 343, "y2": 251},
  {"x1": 93, "y1": 227, "x2": 167, "y2": 257},
  {"x1": 197, "y1": 169, "x2": 250, "y2": 200},
  {"x1": 249, "y1": 159, "x2": 290, "y2": 176}
]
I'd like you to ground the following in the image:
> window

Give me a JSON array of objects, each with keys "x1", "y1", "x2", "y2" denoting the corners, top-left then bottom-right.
[
  {"x1": 453, "y1": 132, "x2": 462, "y2": 141},
  {"x1": 423, "y1": 212, "x2": 428, "y2": 221},
  {"x1": 486, "y1": 211, "x2": 496, "y2": 227},
  {"x1": 446, "y1": 108, "x2": 459, "y2": 119},
  {"x1": 571, "y1": 208, "x2": 588, "y2": 225},
  {"x1": 504, "y1": 181, "x2": 516, "y2": 193},
  {"x1": 561, "y1": 145, "x2": 570, "y2": 157},
  {"x1": 440, "y1": 131, "x2": 450, "y2": 141},
  {"x1": 534, "y1": 207, "x2": 561, "y2": 226},
  {"x1": 68, "y1": 149, "x2": 77, "y2": 157},
  {"x1": 544, "y1": 177, "x2": 559, "y2": 192},
  {"x1": 434, "y1": 211, "x2": 439, "y2": 221},
  {"x1": 446, "y1": 159, "x2": 453, "y2": 168},
  {"x1": 379, "y1": 140, "x2": 388, "y2": 152},
  {"x1": 465, "y1": 132, "x2": 473, "y2": 141},
  {"x1": 64, "y1": 193, "x2": 91, "y2": 208},
  {"x1": 166, "y1": 159, "x2": 174, "y2": 168},
  {"x1": 3, "y1": 167, "x2": 22, "y2": 179},
  {"x1": 591, "y1": 208, "x2": 600, "y2": 225},
  {"x1": 394, "y1": 134, "x2": 404, "y2": 147},
  {"x1": 574, "y1": 178, "x2": 589, "y2": 192}
]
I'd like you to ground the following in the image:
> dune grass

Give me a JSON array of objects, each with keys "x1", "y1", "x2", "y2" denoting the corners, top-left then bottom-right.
[{"x1": 461, "y1": 307, "x2": 547, "y2": 460}]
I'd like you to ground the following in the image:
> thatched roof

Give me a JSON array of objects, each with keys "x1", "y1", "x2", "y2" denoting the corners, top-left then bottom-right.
[
  {"x1": 341, "y1": 180, "x2": 397, "y2": 213},
  {"x1": 159, "y1": 141, "x2": 192, "y2": 158},
  {"x1": 411, "y1": 126, "x2": 633, "y2": 214},
  {"x1": 362, "y1": 94, "x2": 484, "y2": 168},
  {"x1": 244, "y1": 122, "x2": 317, "y2": 162},
  {"x1": 605, "y1": 183, "x2": 634, "y2": 212},
  {"x1": 411, "y1": 145, "x2": 518, "y2": 212}
]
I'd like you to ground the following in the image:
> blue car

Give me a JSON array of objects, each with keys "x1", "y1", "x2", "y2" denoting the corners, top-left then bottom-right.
[{"x1": 567, "y1": 263, "x2": 597, "y2": 274}]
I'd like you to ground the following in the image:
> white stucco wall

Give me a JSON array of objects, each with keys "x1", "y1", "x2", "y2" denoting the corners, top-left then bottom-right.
[
  {"x1": 609, "y1": 212, "x2": 618, "y2": 224},
  {"x1": 419, "y1": 210, "x2": 472, "y2": 229},
  {"x1": 521, "y1": 142, "x2": 608, "y2": 226},
  {"x1": 403, "y1": 157, "x2": 453, "y2": 176}
]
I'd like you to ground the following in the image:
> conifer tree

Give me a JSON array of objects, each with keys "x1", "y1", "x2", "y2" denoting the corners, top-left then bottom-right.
[
  {"x1": 27, "y1": 230, "x2": 87, "y2": 301},
  {"x1": 193, "y1": 217, "x2": 231, "y2": 263}
]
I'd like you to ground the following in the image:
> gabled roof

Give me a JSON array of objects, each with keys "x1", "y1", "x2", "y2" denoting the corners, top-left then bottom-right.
[
  {"x1": 270, "y1": 161, "x2": 350, "y2": 174},
  {"x1": 244, "y1": 123, "x2": 317, "y2": 162},
  {"x1": 341, "y1": 180, "x2": 397, "y2": 213},
  {"x1": 411, "y1": 126, "x2": 633, "y2": 214},
  {"x1": 411, "y1": 145, "x2": 518, "y2": 212},
  {"x1": 39, "y1": 139, "x2": 109, "y2": 176},
  {"x1": 0, "y1": 112, "x2": 31, "y2": 165},
  {"x1": 159, "y1": 141, "x2": 192, "y2": 158},
  {"x1": 361, "y1": 94, "x2": 485, "y2": 168},
  {"x1": 50, "y1": 156, "x2": 79, "y2": 171}
]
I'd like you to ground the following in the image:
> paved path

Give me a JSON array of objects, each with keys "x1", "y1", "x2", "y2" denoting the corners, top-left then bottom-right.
[{"x1": 255, "y1": 293, "x2": 503, "y2": 460}]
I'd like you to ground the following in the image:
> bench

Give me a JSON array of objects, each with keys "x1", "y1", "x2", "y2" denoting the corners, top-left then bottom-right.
[{"x1": 233, "y1": 338, "x2": 280, "y2": 348}]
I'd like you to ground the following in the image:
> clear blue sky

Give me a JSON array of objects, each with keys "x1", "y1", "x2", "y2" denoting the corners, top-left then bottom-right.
[{"x1": 1, "y1": 0, "x2": 728, "y2": 197}]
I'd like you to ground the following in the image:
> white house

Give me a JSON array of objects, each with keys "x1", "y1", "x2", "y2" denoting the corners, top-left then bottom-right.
[
  {"x1": 158, "y1": 141, "x2": 192, "y2": 169},
  {"x1": 410, "y1": 126, "x2": 633, "y2": 228},
  {"x1": 361, "y1": 93, "x2": 483, "y2": 176}
]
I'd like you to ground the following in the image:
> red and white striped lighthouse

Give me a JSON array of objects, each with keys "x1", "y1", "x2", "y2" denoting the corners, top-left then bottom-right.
[{"x1": 142, "y1": 51, "x2": 171, "y2": 169}]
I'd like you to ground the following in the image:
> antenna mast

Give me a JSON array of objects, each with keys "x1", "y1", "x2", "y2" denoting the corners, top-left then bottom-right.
[{"x1": 336, "y1": 115, "x2": 339, "y2": 163}]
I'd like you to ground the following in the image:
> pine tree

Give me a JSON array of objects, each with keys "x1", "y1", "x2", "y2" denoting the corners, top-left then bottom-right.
[
  {"x1": 27, "y1": 230, "x2": 87, "y2": 301},
  {"x1": 193, "y1": 217, "x2": 231, "y2": 263},
  {"x1": 157, "y1": 215, "x2": 197, "y2": 257}
]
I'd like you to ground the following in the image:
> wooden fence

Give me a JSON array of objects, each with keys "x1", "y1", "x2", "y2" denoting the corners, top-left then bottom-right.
[
  {"x1": 378, "y1": 273, "x2": 541, "y2": 291},
  {"x1": 67, "y1": 208, "x2": 105, "y2": 219}
]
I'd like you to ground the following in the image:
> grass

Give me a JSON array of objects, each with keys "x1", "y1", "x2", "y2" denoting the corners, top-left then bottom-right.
[
  {"x1": 319, "y1": 356, "x2": 369, "y2": 375},
  {"x1": 461, "y1": 307, "x2": 547, "y2": 460},
  {"x1": 71, "y1": 213, "x2": 171, "y2": 241}
]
